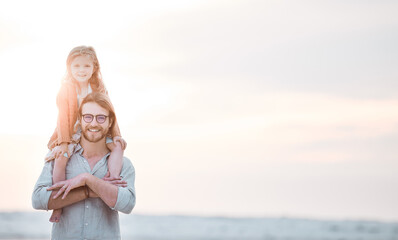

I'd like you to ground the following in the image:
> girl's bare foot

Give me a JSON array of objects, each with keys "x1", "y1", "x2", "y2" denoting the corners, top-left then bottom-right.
[{"x1": 49, "y1": 208, "x2": 62, "y2": 222}]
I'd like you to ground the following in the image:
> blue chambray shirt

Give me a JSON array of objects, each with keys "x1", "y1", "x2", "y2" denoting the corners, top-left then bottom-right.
[{"x1": 32, "y1": 144, "x2": 136, "y2": 240}]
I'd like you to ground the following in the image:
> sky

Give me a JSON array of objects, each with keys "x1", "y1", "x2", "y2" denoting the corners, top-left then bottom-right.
[{"x1": 0, "y1": 0, "x2": 397, "y2": 222}]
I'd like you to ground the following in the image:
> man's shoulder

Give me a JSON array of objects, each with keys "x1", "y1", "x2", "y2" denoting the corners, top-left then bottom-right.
[
  {"x1": 122, "y1": 156, "x2": 134, "y2": 169},
  {"x1": 121, "y1": 157, "x2": 135, "y2": 178}
]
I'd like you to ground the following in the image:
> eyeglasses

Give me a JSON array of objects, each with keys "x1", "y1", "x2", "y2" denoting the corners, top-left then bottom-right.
[{"x1": 82, "y1": 114, "x2": 108, "y2": 124}]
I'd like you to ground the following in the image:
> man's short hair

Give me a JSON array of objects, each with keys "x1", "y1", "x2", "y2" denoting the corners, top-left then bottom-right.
[{"x1": 78, "y1": 92, "x2": 117, "y2": 134}]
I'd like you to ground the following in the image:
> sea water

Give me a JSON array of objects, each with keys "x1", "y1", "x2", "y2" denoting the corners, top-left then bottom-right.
[{"x1": 1, "y1": 212, "x2": 397, "y2": 240}]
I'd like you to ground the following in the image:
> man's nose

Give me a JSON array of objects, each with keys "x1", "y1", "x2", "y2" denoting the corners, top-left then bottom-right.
[{"x1": 90, "y1": 118, "x2": 99, "y2": 126}]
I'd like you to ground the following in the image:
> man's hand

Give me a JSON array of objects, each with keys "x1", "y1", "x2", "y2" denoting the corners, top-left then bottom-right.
[{"x1": 48, "y1": 173, "x2": 90, "y2": 199}]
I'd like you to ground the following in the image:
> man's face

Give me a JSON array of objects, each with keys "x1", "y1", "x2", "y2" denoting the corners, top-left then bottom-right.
[{"x1": 81, "y1": 102, "x2": 111, "y2": 143}]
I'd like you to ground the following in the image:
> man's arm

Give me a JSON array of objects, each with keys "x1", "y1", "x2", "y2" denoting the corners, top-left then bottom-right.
[
  {"x1": 48, "y1": 173, "x2": 123, "y2": 209},
  {"x1": 32, "y1": 159, "x2": 88, "y2": 210},
  {"x1": 47, "y1": 186, "x2": 88, "y2": 210},
  {"x1": 32, "y1": 161, "x2": 55, "y2": 210},
  {"x1": 48, "y1": 158, "x2": 136, "y2": 214},
  {"x1": 86, "y1": 174, "x2": 119, "y2": 207},
  {"x1": 109, "y1": 157, "x2": 136, "y2": 214},
  {"x1": 32, "y1": 161, "x2": 93, "y2": 210}
]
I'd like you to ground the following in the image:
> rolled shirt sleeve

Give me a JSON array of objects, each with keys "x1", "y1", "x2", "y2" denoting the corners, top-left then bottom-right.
[
  {"x1": 32, "y1": 161, "x2": 54, "y2": 210},
  {"x1": 111, "y1": 157, "x2": 136, "y2": 214}
]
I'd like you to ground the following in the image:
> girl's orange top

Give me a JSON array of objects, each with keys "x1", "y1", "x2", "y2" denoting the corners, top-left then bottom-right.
[{"x1": 47, "y1": 81, "x2": 121, "y2": 150}]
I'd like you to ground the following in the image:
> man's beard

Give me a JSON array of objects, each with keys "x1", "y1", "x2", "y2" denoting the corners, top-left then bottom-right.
[{"x1": 81, "y1": 126, "x2": 107, "y2": 143}]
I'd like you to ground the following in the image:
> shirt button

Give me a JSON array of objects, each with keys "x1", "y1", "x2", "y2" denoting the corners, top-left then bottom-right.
[
  {"x1": 85, "y1": 223, "x2": 88, "y2": 226},
  {"x1": 86, "y1": 205, "x2": 89, "y2": 208}
]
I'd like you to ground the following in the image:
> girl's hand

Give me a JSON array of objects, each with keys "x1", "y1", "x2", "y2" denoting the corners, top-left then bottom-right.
[
  {"x1": 48, "y1": 173, "x2": 90, "y2": 199},
  {"x1": 113, "y1": 136, "x2": 127, "y2": 150}
]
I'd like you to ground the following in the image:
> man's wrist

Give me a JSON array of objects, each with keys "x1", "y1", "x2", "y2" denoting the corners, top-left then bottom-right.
[
  {"x1": 84, "y1": 185, "x2": 89, "y2": 198},
  {"x1": 82, "y1": 172, "x2": 91, "y2": 184},
  {"x1": 81, "y1": 173, "x2": 91, "y2": 198},
  {"x1": 83, "y1": 174, "x2": 98, "y2": 198}
]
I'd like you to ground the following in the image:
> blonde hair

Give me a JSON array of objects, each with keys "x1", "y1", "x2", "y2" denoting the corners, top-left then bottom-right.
[{"x1": 64, "y1": 46, "x2": 107, "y2": 94}]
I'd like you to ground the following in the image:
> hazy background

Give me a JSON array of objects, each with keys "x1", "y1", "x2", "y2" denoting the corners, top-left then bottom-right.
[{"x1": 0, "y1": 0, "x2": 397, "y2": 222}]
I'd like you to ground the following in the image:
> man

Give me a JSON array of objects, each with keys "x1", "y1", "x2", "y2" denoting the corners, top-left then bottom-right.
[{"x1": 32, "y1": 92, "x2": 136, "y2": 240}]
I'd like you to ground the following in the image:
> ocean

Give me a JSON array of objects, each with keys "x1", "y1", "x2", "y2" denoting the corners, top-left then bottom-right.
[{"x1": 0, "y1": 212, "x2": 397, "y2": 240}]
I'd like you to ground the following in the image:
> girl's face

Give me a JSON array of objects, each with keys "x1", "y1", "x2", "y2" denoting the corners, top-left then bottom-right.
[{"x1": 70, "y1": 55, "x2": 95, "y2": 83}]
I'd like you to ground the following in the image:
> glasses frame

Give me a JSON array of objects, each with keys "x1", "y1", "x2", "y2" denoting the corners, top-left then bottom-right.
[{"x1": 82, "y1": 114, "x2": 109, "y2": 124}]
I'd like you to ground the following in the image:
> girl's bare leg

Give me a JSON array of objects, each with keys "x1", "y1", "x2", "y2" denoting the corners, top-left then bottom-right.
[
  {"x1": 49, "y1": 154, "x2": 68, "y2": 222},
  {"x1": 106, "y1": 141, "x2": 123, "y2": 178}
]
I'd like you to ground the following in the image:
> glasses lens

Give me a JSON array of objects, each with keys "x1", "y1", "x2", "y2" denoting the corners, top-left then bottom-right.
[
  {"x1": 96, "y1": 115, "x2": 107, "y2": 123},
  {"x1": 83, "y1": 114, "x2": 94, "y2": 123}
]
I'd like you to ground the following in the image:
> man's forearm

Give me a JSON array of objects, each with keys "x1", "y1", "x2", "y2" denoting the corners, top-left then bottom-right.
[
  {"x1": 48, "y1": 186, "x2": 87, "y2": 210},
  {"x1": 86, "y1": 174, "x2": 118, "y2": 208},
  {"x1": 47, "y1": 173, "x2": 119, "y2": 209}
]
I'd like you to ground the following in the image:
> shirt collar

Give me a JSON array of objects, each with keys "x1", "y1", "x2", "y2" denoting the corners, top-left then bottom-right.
[
  {"x1": 74, "y1": 143, "x2": 84, "y2": 155},
  {"x1": 74, "y1": 143, "x2": 111, "y2": 159}
]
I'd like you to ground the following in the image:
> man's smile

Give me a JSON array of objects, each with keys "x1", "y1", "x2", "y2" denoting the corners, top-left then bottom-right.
[{"x1": 88, "y1": 128, "x2": 100, "y2": 132}]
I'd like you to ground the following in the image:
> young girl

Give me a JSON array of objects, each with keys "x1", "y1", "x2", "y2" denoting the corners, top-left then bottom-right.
[{"x1": 46, "y1": 46, "x2": 126, "y2": 223}]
